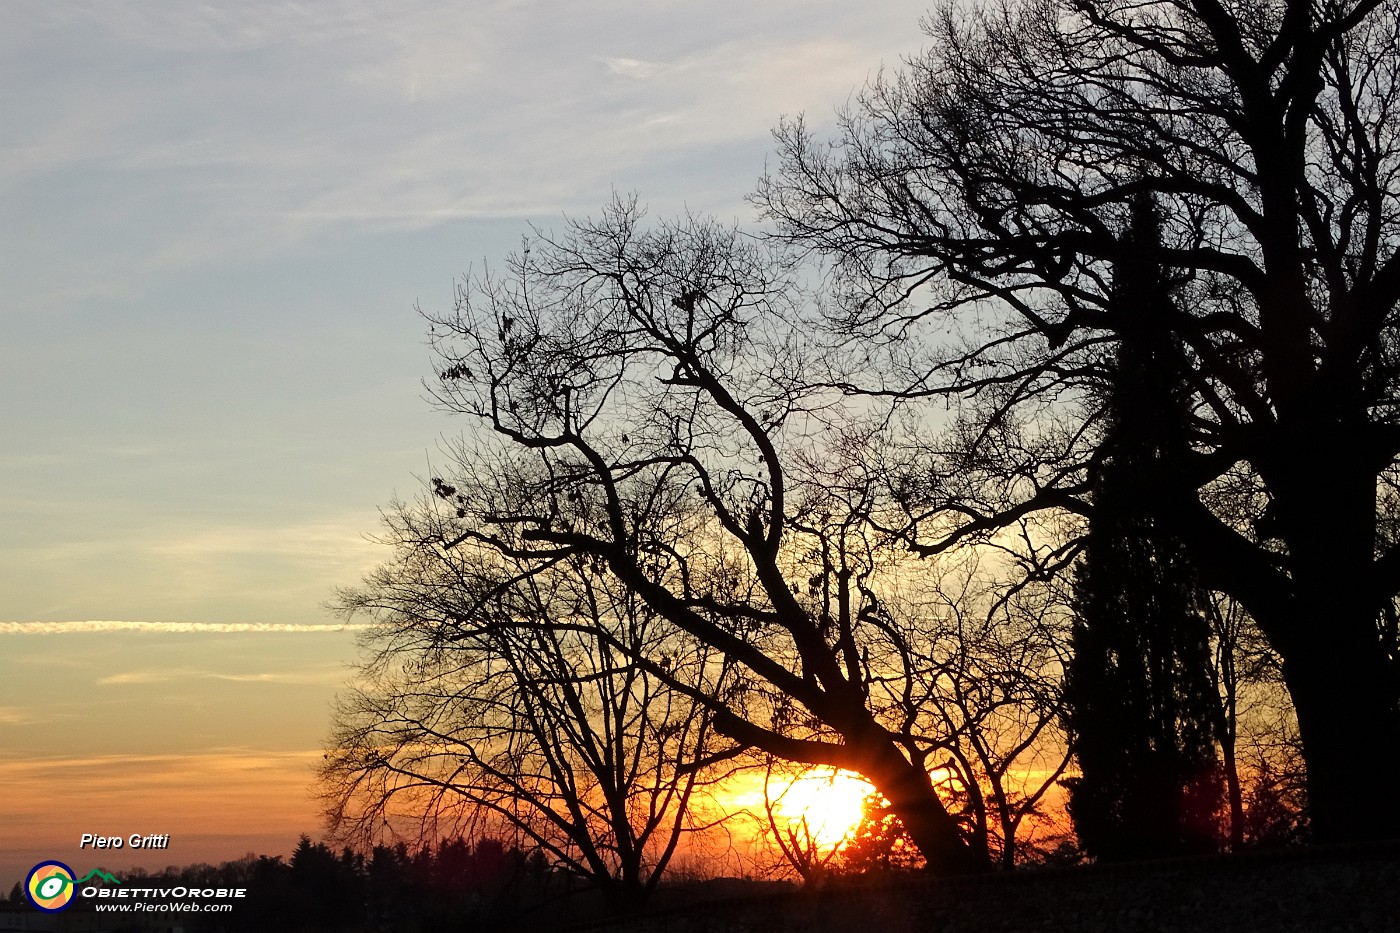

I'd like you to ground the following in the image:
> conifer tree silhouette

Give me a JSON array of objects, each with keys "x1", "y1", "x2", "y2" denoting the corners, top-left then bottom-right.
[{"x1": 1063, "y1": 195, "x2": 1222, "y2": 860}]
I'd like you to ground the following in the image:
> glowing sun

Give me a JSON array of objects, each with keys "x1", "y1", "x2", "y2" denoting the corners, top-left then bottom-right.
[{"x1": 768, "y1": 768, "x2": 874, "y2": 847}]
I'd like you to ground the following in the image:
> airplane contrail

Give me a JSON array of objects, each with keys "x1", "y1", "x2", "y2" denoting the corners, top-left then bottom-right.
[{"x1": 0, "y1": 621, "x2": 371, "y2": 634}]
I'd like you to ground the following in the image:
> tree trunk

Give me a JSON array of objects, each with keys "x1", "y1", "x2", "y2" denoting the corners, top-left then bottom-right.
[
  {"x1": 861, "y1": 744, "x2": 988, "y2": 875},
  {"x1": 1213, "y1": 600, "x2": 1245, "y2": 850},
  {"x1": 1221, "y1": 726, "x2": 1245, "y2": 851},
  {"x1": 600, "y1": 874, "x2": 648, "y2": 915},
  {"x1": 1269, "y1": 434, "x2": 1400, "y2": 844},
  {"x1": 1281, "y1": 623, "x2": 1400, "y2": 843}
]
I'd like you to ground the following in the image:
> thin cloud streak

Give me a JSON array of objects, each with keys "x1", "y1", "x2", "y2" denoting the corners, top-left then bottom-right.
[
  {"x1": 97, "y1": 666, "x2": 347, "y2": 686},
  {"x1": 0, "y1": 621, "x2": 370, "y2": 634},
  {"x1": 600, "y1": 56, "x2": 662, "y2": 79},
  {"x1": 0, "y1": 706, "x2": 46, "y2": 725}
]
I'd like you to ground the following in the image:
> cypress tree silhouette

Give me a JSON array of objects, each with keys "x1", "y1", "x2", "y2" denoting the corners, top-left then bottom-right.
[{"x1": 1063, "y1": 194, "x2": 1222, "y2": 860}]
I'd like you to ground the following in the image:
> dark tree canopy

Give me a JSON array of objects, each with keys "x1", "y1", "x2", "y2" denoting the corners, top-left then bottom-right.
[
  {"x1": 1062, "y1": 196, "x2": 1223, "y2": 860},
  {"x1": 760, "y1": 0, "x2": 1400, "y2": 842}
]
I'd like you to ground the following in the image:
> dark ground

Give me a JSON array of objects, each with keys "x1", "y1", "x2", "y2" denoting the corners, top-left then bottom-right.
[{"x1": 569, "y1": 843, "x2": 1400, "y2": 933}]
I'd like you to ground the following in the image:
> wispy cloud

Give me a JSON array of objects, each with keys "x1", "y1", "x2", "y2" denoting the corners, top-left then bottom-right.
[
  {"x1": 97, "y1": 666, "x2": 347, "y2": 686},
  {"x1": 5, "y1": 0, "x2": 922, "y2": 305},
  {"x1": 0, "y1": 621, "x2": 369, "y2": 634},
  {"x1": 144, "y1": 518, "x2": 384, "y2": 564},
  {"x1": 600, "y1": 56, "x2": 662, "y2": 79},
  {"x1": 0, "y1": 706, "x2": 45, "y2": 725}
]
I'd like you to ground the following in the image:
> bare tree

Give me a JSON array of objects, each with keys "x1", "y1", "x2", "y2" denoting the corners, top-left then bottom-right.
[
  {"x1": 1209, "y1": 593, "x2": 1251, "y2": 851},
  {"x1": 1207, "y1": 590, "x2": 1316, "y2": 847},
  {"x1": 746, "y1": 757, "x2": 853, "y2": 883},
  {"x1": 933, "y1": 575, "x2": 1074, "y2": 868},
  {"x1": 322, "y1": 495, "x2": 736, "y2": 909},
  {"x1": 409, "y1": 198, "x2": 1068, "y2": 873},
  {"x1": 760, "y1": 0, "x2": 1400, "y2": 842}
]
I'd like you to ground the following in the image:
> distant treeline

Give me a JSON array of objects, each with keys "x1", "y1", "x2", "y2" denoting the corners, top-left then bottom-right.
[
  {"x1": 5, "y1": 835, "x2": 676, "y2": 932},
  {"x1": 5, "y1": 829, "x2": 800, "y2": 924}
]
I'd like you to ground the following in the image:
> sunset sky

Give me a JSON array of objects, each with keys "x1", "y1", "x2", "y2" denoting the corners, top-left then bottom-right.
[{"x1": 0, "y1": 1, "x2": 926, "y2": 888}]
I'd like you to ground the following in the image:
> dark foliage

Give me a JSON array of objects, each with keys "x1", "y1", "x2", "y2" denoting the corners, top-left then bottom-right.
[
  {"x1": 838, "y1": 794, "x2": 926, "y2": 876},
  {"x1": 50, "y1": 836, "x2": 565, "y2": 933},
  {"x1": 1062, "y1": 197, "x2": 1223, "y2": 859}
]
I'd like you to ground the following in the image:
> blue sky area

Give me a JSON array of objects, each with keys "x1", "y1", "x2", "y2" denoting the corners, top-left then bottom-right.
[{"x1": 0, "y1": 0, "x2": 927, "y2": 886}]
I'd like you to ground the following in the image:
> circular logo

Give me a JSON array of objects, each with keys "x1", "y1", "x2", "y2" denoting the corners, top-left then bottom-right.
[{"x1": 25, "y1": 861, "x2": 76, "y2": 912}]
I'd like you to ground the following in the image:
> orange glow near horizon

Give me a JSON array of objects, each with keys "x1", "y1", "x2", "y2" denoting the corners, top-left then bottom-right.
[{"x1": 724, "y1": 767, "x2": 875, "y2": 850}]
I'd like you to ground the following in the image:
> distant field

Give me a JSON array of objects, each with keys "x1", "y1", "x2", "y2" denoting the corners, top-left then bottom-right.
[{"x1": 576, "y1": 844, "x2": 1400, "y2": 933}]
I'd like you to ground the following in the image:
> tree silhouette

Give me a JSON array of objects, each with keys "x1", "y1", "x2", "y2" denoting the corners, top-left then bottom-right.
[
  {"x1": 1062, "y1": 196, "x2": 1222, "y2": 859},
  {"x1": 323, "y1": 524, "x2": 735, "y2": 910},
  {"x1": 406, "y1": 198, "x2": 1070, "y2": 873},
  {"x1": 285, "y1": 836, "x2": 362, "y2": 931},
  {"x1": 761, "y1": 0, "x2": 1400, "y2": 843},
  {"x1": 839, "y1": 794, "x2": 925, "y2": 875}
]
